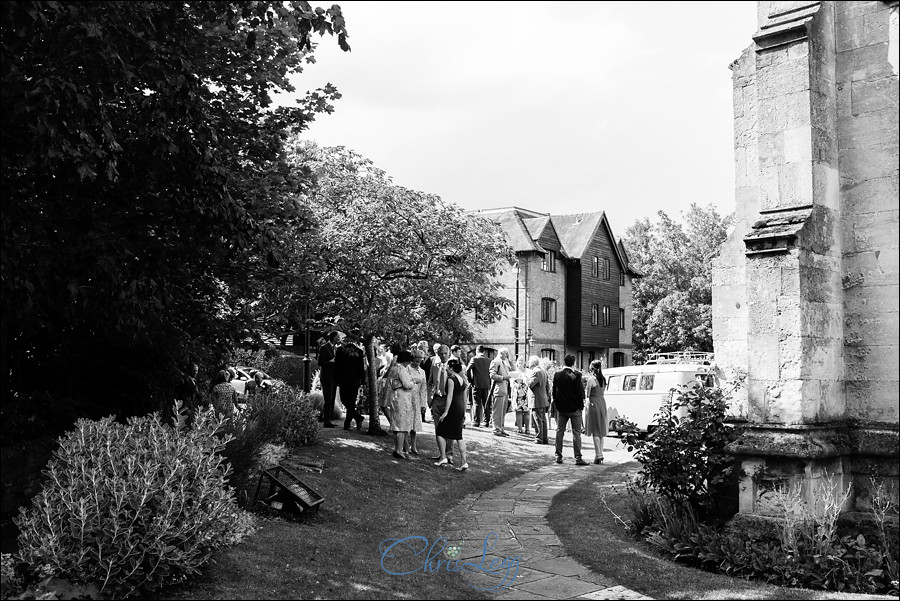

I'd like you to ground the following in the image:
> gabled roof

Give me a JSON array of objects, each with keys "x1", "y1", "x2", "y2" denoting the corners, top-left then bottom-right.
[
  {"x1": 521, "y1": 216, "x2": 550, "y2": 240},
  {"x1": 552, "y1": 211, "x2": 634, "y2": 275}
]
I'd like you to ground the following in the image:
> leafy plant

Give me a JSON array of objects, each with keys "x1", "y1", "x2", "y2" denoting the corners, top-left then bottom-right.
[
  {"x1": 622, "y1": 384, "x2": 740, "y2": 517},
  {"x1": 245, "y1": 386, "x2": 320, "y2": 449},
  {"x1": 13, "y1": 404, "x2": 255, "y2": 598}
]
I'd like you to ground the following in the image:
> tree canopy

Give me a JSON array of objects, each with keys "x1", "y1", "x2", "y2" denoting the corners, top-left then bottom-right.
[
  {"x1": 0, "y1": 1, "x2": 350, "y2": 441},
  {"x1": 623, "y1": 204, "x2": 732, "y2": 363}
]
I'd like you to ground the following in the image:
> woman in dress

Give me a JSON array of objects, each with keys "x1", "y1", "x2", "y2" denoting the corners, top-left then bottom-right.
[
  {"x1": 584, "y1": 359, "x2": 608, "y2": 464},
  {"x1": 434, "y1": 359, "x2": 469, "y2": 471},
  {"x1": 512, "y1": 356, "x2": 530, "y2": 435},
  {"x1": 387, "y1": 350, "x2": 415, "y2": 460},
  {"x1": 210, "y1": 369, "x2": 238, "y2": 416},
  {"x1": 406, "y1": 348, "x2": 428, "y2": 455}
]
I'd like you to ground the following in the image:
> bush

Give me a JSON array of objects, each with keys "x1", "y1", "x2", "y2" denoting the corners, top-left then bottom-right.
[
  {"x1": 12, "y1": 405, "x2": 255, "y2": 598},
  {"x1": 267, "y1": 354, "x2": 315, "y2": 388},
  {"x1": 621, "y1": 384, "x2": 740, "y2": 517},
  {"x1": 217, "y1": 408, "x2": 283, "y2": 504},
  {"x1": 245, "y1": 386, "x2": 319, "y2": 449}
]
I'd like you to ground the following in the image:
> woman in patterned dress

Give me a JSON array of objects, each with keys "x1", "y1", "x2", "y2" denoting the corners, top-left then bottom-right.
[
  {"x1": 209, "y1": 370, "x2": 238, "y2": 416},
  {"x1": 405, "y1": 348, "x2": 428, "y2": 455},
  {"x1": 387, "y1": 350, "x2": 415, "y2": 460}
]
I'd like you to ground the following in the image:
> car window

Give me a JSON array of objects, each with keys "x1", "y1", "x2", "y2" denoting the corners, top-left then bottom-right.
[
  {"x1": 234, "y1": 369, "x2": 251, "y2": 381},
  {"x1": 639, "y1": 375, "x2": 655, "y2": 390},
  {"x1": 622, "y1": 375, "x2": 637, "y2": 391},
  {"x1": 607, "y1": 376, "x2": 621, "y2": 392}
]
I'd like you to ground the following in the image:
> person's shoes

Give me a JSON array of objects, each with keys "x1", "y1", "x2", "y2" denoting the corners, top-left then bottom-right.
[
  {"x1": 593, "y1": 457, "x2": 603, "y2": 465},
  {"x1": 456, "y1": 463, "x2": 469, "y2": 472},
  {"x1": 355, "y1": 416, "x2": 364, "y2": 431},
  {"x1": 434, "y1": 458, "x2": 450, "y2": 466},
  {"x1": 448, "y1": 457, "x2": 454, "y2": 466},
  {"x1": 516, "y1": 428, "x2": 523, "y2": 434},
  {"x1": 493, "y1": 431, "x2": 509, "y2": 437},
  {"x1": 392, "y1": 451, "x2": 406, "y2": 460},
  {"x1": 429, "y1": 455, "x2": 443, "y2": 461},
  {"x1": 575, "y1": 458, "x2": 589, "y2": 466},
  {"x1": 555, "y1": 456, "x2": 563, "y2": 464},
  {"x1": 323, "y1": 423, "x2": 336, "y2": 428},
  {"x1": 409, "y1": 449, "x2": 420, "y2": 456}
]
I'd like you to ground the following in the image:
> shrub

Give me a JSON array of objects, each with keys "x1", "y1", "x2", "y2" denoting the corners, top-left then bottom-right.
[
  {"x1": 217, "y1": 408, "x2": 283, "y2": 504},
  {"x1": 245, "y1": 386, "x2": 319, "y2": 449},
  {"x1": 267, "y1": 354, "x2": 313, "y2": 388},
  {"x1": 232, "y1": 348, "x2": 274, "y2": 373},
  {"x1": 13, "y1": 405, "x2": 255, "y2": 598},
  {"x1": 621, "y1": 384, "x2": 740, "y2": 517}
]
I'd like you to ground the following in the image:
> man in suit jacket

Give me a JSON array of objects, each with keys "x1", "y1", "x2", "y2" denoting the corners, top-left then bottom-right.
[
  {"x1": 552, "y1": 354, "x2": 588, "y2": 465},
  {"x1": 466, "y1": 345, "x2": 493, "y2": 427},
  {"x1": 528, "y1": 356, "x2": 551, "y2": 444},
  {"x1": 316, "y1": 331, "x2": 340, "y2": 428},
  {"x1": 489, "y1": 348, "x2": 513, "y2": 437},
  {"x1": 336, "y1": 331, "x2": 366, "y2": 430}
]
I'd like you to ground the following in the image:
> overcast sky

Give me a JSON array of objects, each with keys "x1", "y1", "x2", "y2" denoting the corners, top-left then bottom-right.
[{"x1": 276, "y1": 1, "x2": 759, "y2": 238}]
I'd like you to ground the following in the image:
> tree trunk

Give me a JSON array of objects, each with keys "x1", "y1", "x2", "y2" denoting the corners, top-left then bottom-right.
[{"x1": 364, "y1": 333, "x2": 385, "y2": 435}]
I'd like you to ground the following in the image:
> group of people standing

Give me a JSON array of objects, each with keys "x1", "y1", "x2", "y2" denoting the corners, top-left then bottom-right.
[{"x1": 315, "y1": 332, "x2": 609, "y2": 469}]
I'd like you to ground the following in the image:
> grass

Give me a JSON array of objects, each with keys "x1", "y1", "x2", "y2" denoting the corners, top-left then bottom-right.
[
  {"x1": 159, "y1": 418, "x2": 553, "y2": 600},
  {"x1": 546, "y1": 464, "x2": 896, "y2": 601}
]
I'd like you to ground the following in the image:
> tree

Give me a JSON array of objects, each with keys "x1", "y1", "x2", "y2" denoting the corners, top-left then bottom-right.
[
  {"x1": 282, "y1": 143, "x2": 514, "y2": 433},
  {"x1": 0, "y1": 1, "x2": 349, "y2": 441},
  {"x1": 623, "y1": 204, "x2": 731, "y2": 363}
]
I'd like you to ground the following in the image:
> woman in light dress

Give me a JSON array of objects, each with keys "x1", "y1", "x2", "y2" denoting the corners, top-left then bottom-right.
[
  {"x1": 583, "y1": 359, "x2": 608, "y2": 464},
  {"x1": 405, "y1": 348, "x2": 428, "y2": 455},
  {"x1": 512, "y1": 356, "x2": 530, "y2": 435},
  {"x1": 387, "y1": 350, "x2": 415, "y2": 460}
]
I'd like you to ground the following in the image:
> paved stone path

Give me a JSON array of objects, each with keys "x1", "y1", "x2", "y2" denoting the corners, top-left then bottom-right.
[{"x1": 439, "y1": 457, "x2": 653, "y2": 600}]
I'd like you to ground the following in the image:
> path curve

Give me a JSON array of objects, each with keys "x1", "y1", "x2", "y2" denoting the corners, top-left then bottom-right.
[{"x1": 439, "y1": 458, "x2": 652, "y2": 600}]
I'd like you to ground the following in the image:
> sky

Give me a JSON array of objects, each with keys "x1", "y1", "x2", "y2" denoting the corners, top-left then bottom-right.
[{"x1": 275, "y1": 1, "x2": 760, "y2": 239}]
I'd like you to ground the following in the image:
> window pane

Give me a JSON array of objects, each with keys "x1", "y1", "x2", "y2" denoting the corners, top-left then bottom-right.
[
  {"x1": 619, "y1": 308, "x2": 625, "y2": 329},
  {"x1": 607, "y1": 376, "x2": 622, "y2": 392},
  {"x1": 639, "y1": 375, "x2": 655, "y2": 390},
  {"x1": 623, "y1": 376, "x2": 637, "y2": 391}
]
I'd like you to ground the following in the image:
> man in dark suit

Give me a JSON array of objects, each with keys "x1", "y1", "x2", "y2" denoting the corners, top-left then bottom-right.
[
  {"x1": 317, "y1": 330, "x2": 340, "y2": 428},
  {"x1": 336, "y1": 330, "x2": 366, "y2": 430},
  {"x1": 552, "y1": 354, "x2": 588, "y2": 465},
  {"x1": 466, "y1": 345, "x2": 492, "y2": 427}
]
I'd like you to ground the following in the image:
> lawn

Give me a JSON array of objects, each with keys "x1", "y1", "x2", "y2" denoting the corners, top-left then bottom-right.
[
  {"x1": 159, "y1": 418, "x2": 555, "y2": 600},
  {"x1": 546, "y1": 463, "x2": 896, "y2": 601}
]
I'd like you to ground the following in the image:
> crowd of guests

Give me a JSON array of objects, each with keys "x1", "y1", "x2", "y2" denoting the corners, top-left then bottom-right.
[{"x1": 316, "y1": 332, "x2": 609, "y2": 471}]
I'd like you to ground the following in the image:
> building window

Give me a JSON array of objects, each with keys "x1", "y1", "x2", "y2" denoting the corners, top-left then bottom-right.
[
  {"x1": 619, "y1": 270, "x2": 625, "y2": 286},
  {"x1": 588, "y1": 351, "x2": 595, "y2": 365},
  {"x1": 592, "y1": 256, "x2": 599, "y2": 278},
  {"x1": 591, "y1": 303, "x2": 599, "y2": 325},
  {"x1": 577, "y1": 351, "x2": 584, "y2": 370},
  {"x1": 541, "y1": 250, "x2": 557, "y2": 273},
  {"x1": 602, "y1": 305, "x2": 610, "y2": 326},
  {"x1": 619, "y1": 308, "x2": 626, "y2": 330},
  {"x1": 541, "y1": 348, "x2": 556, "y2": 362},
  {"x1": 541, "y1": 298, "x2": 557, "y2": 323},
  {"x1": 613, "y1": 352, "x2": 626, "y2": 367},
  {"x1": 603, "y1": 258, "x2": 611, "y2": 280}
]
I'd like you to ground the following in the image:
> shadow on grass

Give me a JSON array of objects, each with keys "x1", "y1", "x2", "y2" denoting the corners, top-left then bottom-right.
[{"x1": 159, "y1": 421, "x2": 556, "y2": 600}]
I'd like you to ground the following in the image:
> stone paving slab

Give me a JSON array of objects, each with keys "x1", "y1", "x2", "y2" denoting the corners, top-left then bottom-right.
[
  {"x1": 579, "y1": 585, "x2": 654, "y2": 600},
  {"x1": 514, "y1": 574, "x2": 605, "y2": 598}
]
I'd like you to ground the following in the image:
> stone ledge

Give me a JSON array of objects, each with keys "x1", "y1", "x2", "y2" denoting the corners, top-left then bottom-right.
[{"x1": 727, "y1": 425, "x2": 852, "y2": 458}]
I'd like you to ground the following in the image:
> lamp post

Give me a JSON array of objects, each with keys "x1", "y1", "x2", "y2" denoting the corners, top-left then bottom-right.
[
  {"x1": 303, "y1": 303, "x2": 312, "y2": 393},
  {"x1": 526, "y1": 328, "x2": 533, "y2": 357}
]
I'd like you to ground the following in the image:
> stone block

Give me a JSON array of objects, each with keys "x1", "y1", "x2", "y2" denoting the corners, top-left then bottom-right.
[
  {"x1": 843, "y1": 210, "x2": 900, "y2": 254},
  {"x1": 767, "y1": 379, "x2": 805, "y2": 423},
  {"x1": 839, "y1": 145, "x2": 899, "y2": 189},
  {"x1": 843, "y1": 249, "x2": 900, "y2": 290},
  {"x1": 845, "y1": 344, "x2": 900, "y2": 382},
  {"x1": 781, "y1": 266, "x2": 801, "y2": 296},
  {"x1": 801, "y1": 266, "x2": 839, "y2": 304},
  {"x1": 749, "y1": 334, "x2": 781, "y2": 379},
  {"x1": 816, "y1": 378, "x2": 847, "y2": 419},
  {"x1": 843, "y1": 283, "x2": 900, "y2": 315},
  {"x1": 834, "y1": 1, "x2": 887, "y2": 21},
  {"x1": 851, "y1": 76, "x2": 900, "y2": 115},
  {"x1": 804, "y1": 301, "x2": 844, "y2": 341},
  {"x1": 759, "y1": 95, "x2": 789, "y2": 134},
  {"x1": 757, "y1": 54, "x2": 812, "y2": 100},
  {"x1": 778, "y1": 334, "x2": 803, "y2": 380},
  {"x1": 812, "y1": 161, "x2": 841, "y2": 211},
  {"x1": 844, "y1": 312, "x2": 899, "y2": 347},
  {"x1": 836, "y1": 42, "x2": 894, "y2": 83},
  {"x1": 780, "y1": 162, "x2": 816, "y2": 205},
  {"x1": 835, "y1": 9, "x2": 892, "y2": 53},
  {"x1": 746, "y1": 379, "x2": 770, "y2": 422},
  {"x1": 784, "y1": 126, "x2": 813, "y2": 162},
  {"x1": 836, "y1": 82, "x2": 852, "y2": 118},
  {"x1": 838, "y1": 107, "x2": 900, "y2": 150},
  {"x1": 846, "y1": 380, "x2": 900, "y2": 421},
  {"x1": 800, "y1": 338, "x2": 844, "y2": 381}
]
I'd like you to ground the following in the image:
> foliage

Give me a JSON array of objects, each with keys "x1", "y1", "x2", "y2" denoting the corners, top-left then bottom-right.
[
  {"x1": 13, "y1": 404, "x2": 254, "y2": 598},
  {"x1": 216, "y1": 407, "x2": 282, "y2": 504},
  {"x1": 267, "y1": 353, "x2": 310, "y2": 388},
  {"x1": 622, "y1": 205, "x2": 732, "y2": 363},
  {"x1": 621, "y1": 384, "x2": 740, "y2": 517},
  {"x1": 0, "y1": 1, "x2": 350, "y2": 443},
  {"x1": 231, "y1": 348, "x2": 275, "y2": 374},
  {"x1": 279, "y1": 142, "x2": 515, "y2": 432},
  {"x1": 245, "y1": 386, "x2": 319, "y2": 449}
]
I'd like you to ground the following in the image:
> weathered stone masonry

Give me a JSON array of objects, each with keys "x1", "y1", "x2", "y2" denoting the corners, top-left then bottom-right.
[{"x1": 712, "y1": 0, "x2": 899, "y2": 520}]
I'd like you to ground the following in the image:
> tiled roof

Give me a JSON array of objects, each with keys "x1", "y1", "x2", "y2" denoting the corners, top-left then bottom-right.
[
  {"x1": 550, "y1": 213, "x2": 605, "y2": 259},
  {"x1": 521, "y1": 216, "x2": 550, "y2": 240},
  {"x1": 471, "y1": 208, "x2": 544, "y2": 253}
]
